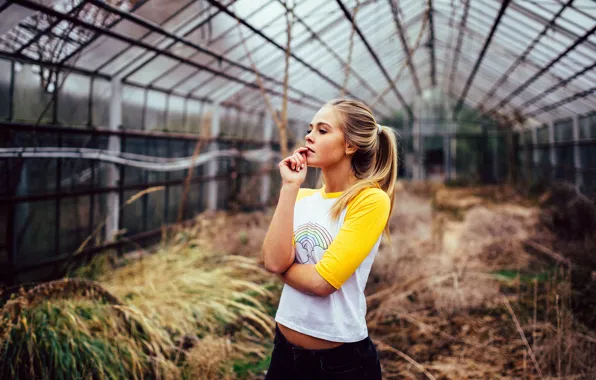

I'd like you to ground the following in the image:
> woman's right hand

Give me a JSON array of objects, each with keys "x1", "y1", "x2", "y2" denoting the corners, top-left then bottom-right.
[{"x1": 279, "y1": 147, "x2": 308, "y2": 186}]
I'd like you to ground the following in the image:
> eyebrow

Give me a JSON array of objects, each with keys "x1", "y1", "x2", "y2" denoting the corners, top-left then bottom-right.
[{"x1": 309, "y1": 121, "x2": 332, "y2": 128}]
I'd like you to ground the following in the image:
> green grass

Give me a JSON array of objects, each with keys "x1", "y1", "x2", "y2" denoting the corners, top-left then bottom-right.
[
  {"x1": 0, "y1": 299, "x2": 177, "y2": 380},
  {"x1": 1, "y1": 238, "x2": 280, "y2": 379},
  {"x1": 491, "y1": 269, "x2": 551, "y2": 283},
  {"x1": 233, "y1": 349, "x2": 272, "y2": 379}
]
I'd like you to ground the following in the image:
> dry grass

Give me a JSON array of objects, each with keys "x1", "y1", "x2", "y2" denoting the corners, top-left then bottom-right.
[
  {"x1": 366, "y1": 183, "x2": 596, "y2": 379},
  {"x1": 3, "y1": 181, "x2": 595, "y2": 379},
  {"x1": 0, "y1": 219, "x2": 278, "y2": 380},
  {"x1": 102, "y1": 242, "x2": 275, "y2": 338},
  {"x1": 184, "y1": 336, "x2": 235, "y2": 380}
]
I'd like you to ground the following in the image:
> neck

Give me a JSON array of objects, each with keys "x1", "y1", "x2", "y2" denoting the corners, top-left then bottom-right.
[{"x1": 321, "y1": 158, "x2": 355, "y2": 193}]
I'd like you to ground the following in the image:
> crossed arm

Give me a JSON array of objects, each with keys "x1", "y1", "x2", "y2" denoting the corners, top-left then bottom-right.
[
  {"x1": 261, "y1": 184, "x2": 334, "y2": 296},
  {"x1": 262, "y1": 185, "x2": 390, "y2": 298}
]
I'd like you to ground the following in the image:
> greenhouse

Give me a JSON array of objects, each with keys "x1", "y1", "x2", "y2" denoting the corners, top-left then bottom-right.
[{"x1": 0, "y1": 0, "x2": 595, "y2": 378}]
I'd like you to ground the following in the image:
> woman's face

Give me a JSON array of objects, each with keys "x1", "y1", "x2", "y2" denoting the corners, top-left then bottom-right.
[{"x1": 304, "y1": 105, "x2": 349, "y2": 169}]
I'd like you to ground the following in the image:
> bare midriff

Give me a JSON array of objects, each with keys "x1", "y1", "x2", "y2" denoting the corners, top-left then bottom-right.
[{"x1": 277, "y1": 323, "x2": 344, "y2": 350}]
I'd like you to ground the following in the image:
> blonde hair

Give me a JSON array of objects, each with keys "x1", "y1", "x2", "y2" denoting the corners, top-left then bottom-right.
[{"x1": 326, "y1": 99, "x2": 399, "y2": 236}]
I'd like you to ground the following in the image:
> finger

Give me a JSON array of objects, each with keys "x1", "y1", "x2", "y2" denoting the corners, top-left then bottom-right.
[
  {"x1": 296, "y1": 153, "x2": 306, "y2": 168},
  {"x1": 294, "y1": 147, "x2": 309, "y2": 154},
  {"x1": 293, "y1": 153, "x2": 304, "y2": 169},
  {"x1": 290, "y1": 157, "x2": 297, "y2": 170},
  {"x1": 298, "y1": 152, "x2": 307, "y2": 166}
]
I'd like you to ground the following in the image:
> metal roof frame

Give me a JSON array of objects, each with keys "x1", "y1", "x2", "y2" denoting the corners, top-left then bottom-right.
[{"x1": 0, "y1": 0, "x2": 593, "y2": 127}]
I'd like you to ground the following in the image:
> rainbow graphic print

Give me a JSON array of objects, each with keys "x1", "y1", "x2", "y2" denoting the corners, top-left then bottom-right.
[{"x1": 293, "y1": 222, "x2": 333, "y2": 264}]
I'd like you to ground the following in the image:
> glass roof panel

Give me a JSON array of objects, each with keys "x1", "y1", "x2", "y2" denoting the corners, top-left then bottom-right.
[{"x1": 0, "y1": 0, "x2": 593, "y2": 125}]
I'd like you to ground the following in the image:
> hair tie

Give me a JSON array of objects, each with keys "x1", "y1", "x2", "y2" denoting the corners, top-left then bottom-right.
[{"x1": 377, "y1": 124, "x2": 383, "y2": 135}]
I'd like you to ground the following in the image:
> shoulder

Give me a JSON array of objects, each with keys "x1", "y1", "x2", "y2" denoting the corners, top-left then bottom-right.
[
  {"x1": 346, "y1": 187, "x2": 391, "y2": 214},
  {"x1": 296, "y1": 187, "x2": 319, "y2": 202}
]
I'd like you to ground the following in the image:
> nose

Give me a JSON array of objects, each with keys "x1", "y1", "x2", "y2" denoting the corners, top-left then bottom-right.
[{"x1": 305, "y1": 132, "x2": 314, "y2": 144}]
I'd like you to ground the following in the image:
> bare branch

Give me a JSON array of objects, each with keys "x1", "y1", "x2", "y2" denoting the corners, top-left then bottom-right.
[
  {"x1": 374, "y1": 340, "x2": 437, "y2": 380},
  {"x1": 341, "y1": 0, "x2": 359, "y2": 98},
  {"x1": 237, "y1": 8, "x2": 294, "y2": 159},
  {"x1": 279, "y1": 3, "x2": 295, "y2": 159},
  {"x1": 502, "y1": 294, "x2": 545, "y2": 379}
]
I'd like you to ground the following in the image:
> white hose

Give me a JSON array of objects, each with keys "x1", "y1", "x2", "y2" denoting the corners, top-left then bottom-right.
[{"x1": 0, "y1": 147, "x2": 280, "y2": 172}]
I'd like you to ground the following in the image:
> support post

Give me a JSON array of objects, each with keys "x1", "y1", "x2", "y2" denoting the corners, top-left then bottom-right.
[
  {"x1": 523, "y1": 127, "x2": 531, "y2": 185},
  {"x1": 105, "y1": 76, "x2": 122, "y2": 242},
  {"x1": 443, "y1": 131, "x2": 450, "y2": 181},
  {"x1": 261, "y1": 115, "x2": 274, "y2": 205},
  {"x1": 8, "y1": 60, "x2": 15, "y2": 121},
  {"x1": 207, "y1": 103, "x2": 220, "y2": 211},
  {"x1": 505, "y1": 128, "x2": 517, "y2": 184},
  {"x1": 531, "y1": 127, "x2": 539, "y2": 183},
  {"x1": 572, "y1": 114, "x2": 582, "y2": 189},
  {"x1": 548, "y1": 121, "x2": 556, "y2": 181},
  {"x1": 412, "y1": 117, "x2": 423, "y2": 180}
]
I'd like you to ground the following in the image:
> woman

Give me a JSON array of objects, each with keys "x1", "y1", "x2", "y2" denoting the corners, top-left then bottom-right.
[{"x1": 261, "y1": 99, "x2": 398, "y2": 379}]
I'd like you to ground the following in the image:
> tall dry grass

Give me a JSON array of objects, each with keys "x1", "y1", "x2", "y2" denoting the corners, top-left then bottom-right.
[
  {"x1": 0, "y1": 217, "x2": 278, "y2": 380},
  {"x1": 367, "y1": 182, "x2": 596, "y2": 379}
]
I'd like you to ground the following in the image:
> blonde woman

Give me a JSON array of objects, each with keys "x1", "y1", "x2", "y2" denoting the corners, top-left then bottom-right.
[{"x1": 261, "y1": 99, "x2": 398, "y2": 379}]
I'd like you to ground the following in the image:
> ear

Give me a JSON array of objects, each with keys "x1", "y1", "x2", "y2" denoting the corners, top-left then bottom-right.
[{"x1": 345, "y1": 142, "x2": 357, "y2": 156}]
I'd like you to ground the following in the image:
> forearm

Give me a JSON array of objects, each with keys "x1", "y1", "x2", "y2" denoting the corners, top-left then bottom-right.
[
  {"x1": 262, "y1": 184, "x2": 299, "y2": 273},
  {"x1": 278, "y1": 264, "x2": 336, "y2": 297}
]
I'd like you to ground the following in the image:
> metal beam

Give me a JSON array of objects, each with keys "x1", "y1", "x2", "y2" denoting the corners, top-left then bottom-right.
[
  {"x1": 453, "y1": 0, "x2": 511, "y2": 119},
  {"x1": 9, "y1": 0, "x2": 315, "y2": 109},
  {"x1": 15, "y1": 0, "x2": 88, "y2": 54},
  {"x1": 438, "y1": 5, "x2": 596, "y2": 110},
  {"x1": 483, "y1": 23, "x2": 596, "y2": 118},
  {"x1": 432, "y1": 14, "x2": 596, "y2": 113},
  {"x1": 279, "y1": 0, "x2": 395, "y2": 110},
  {"x1": 388, "y1": 0, "x2": 421, "y2": 95},
  {"x1": 427, "y1": 0, "x2": 436, "y2": 87},
  {"x1": 439, "y1": 0, "x2": 458, "y2": 90},
  {"x1": 526, "y1": 87, "x2": 596, "y2": 119},
  {"x1": 163, "y1": 2, "x2": 326, "y2": 111},
  {"x1": 206, "y1": 1, "x2": 414, "y2": 118},
  {"x1": 57, "y1": 0, "x2": 151, "y2": 65},
  {"x1": 146, "y1": 0, "x2": 241, "y2": 85},
  {"x1": 475, "y1": 0, "x2": 574, "y2": 110},
  {"x1": 94, "y1": 0, "x2": 199, "y2": 74},
  {"x1": 519, "y1": 62, "x2": 596, "y2": 111},
  {"x1": 0, "y1": 1, "x2": 11, "y2": 14},
  {"x1": 448, "y1": 0, "x2": 469, "y2": 96},
  {"x1": 0, "y1": 50, "x2": 111, "y2": 80},
  {"x1": 335, "y1": 0, "x2": 413, "y2": 119},
  {"x1": 509, "y1": 1, "x2": 596, "y2": 53},
  {"x1": 204, "y1": 0, "x2": 368, "y2": 106},
  {"x1": 88, "y1": 0, "x2": 286, "y2": 90}
]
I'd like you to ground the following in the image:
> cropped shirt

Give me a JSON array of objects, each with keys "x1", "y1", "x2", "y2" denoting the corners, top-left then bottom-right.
[{"x1": 274, "y1": 186, "x2": 390, "y2": 342}]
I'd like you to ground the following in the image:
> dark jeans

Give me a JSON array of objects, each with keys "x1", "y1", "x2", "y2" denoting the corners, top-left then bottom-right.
[{"x1": 265, "y1": 325, "x2": 382, "y2": 380}]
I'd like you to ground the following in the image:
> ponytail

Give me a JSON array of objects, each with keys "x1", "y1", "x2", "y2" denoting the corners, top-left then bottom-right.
[{"x1": 327, "y1": 115, "x2": 399, "y2": 238}]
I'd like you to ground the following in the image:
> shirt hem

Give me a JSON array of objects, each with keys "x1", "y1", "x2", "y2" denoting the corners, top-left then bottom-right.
[{"x1": 274, "y1": 316, "x2": 368, "y2": 343}]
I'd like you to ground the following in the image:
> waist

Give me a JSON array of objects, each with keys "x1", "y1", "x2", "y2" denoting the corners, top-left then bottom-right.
[
  {"x1": 277, "y1": 323, "x2": 344, "y2": 350},
  {"x1": 274, "y1": 324, "x2": 370, "y2": 356}
]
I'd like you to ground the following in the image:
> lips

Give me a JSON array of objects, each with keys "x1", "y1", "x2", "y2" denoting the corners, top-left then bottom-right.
[{"x1": 306, "y1": 146, "x2": 315, "y2": 153}]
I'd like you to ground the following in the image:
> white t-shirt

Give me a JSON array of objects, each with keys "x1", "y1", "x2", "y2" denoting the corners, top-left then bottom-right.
[{"x1": 274, "y1": 186, "x2": 390, "y2": 343}]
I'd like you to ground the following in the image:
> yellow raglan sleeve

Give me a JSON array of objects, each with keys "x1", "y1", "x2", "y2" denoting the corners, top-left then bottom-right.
[{"x1": 314, "y1": 188, "x2": 391, "y2": 289}]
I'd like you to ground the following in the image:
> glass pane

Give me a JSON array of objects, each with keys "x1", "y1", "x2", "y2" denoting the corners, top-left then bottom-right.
[
  {"x1": 58, "y1": 72, "x2": 90, "y2": 126},
  {"x1": 0, "y1": 59, "x2": 11, "y2": 119},
  {"x1": 123, "y1": 85, "x2": 146, "y2": 130}
]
